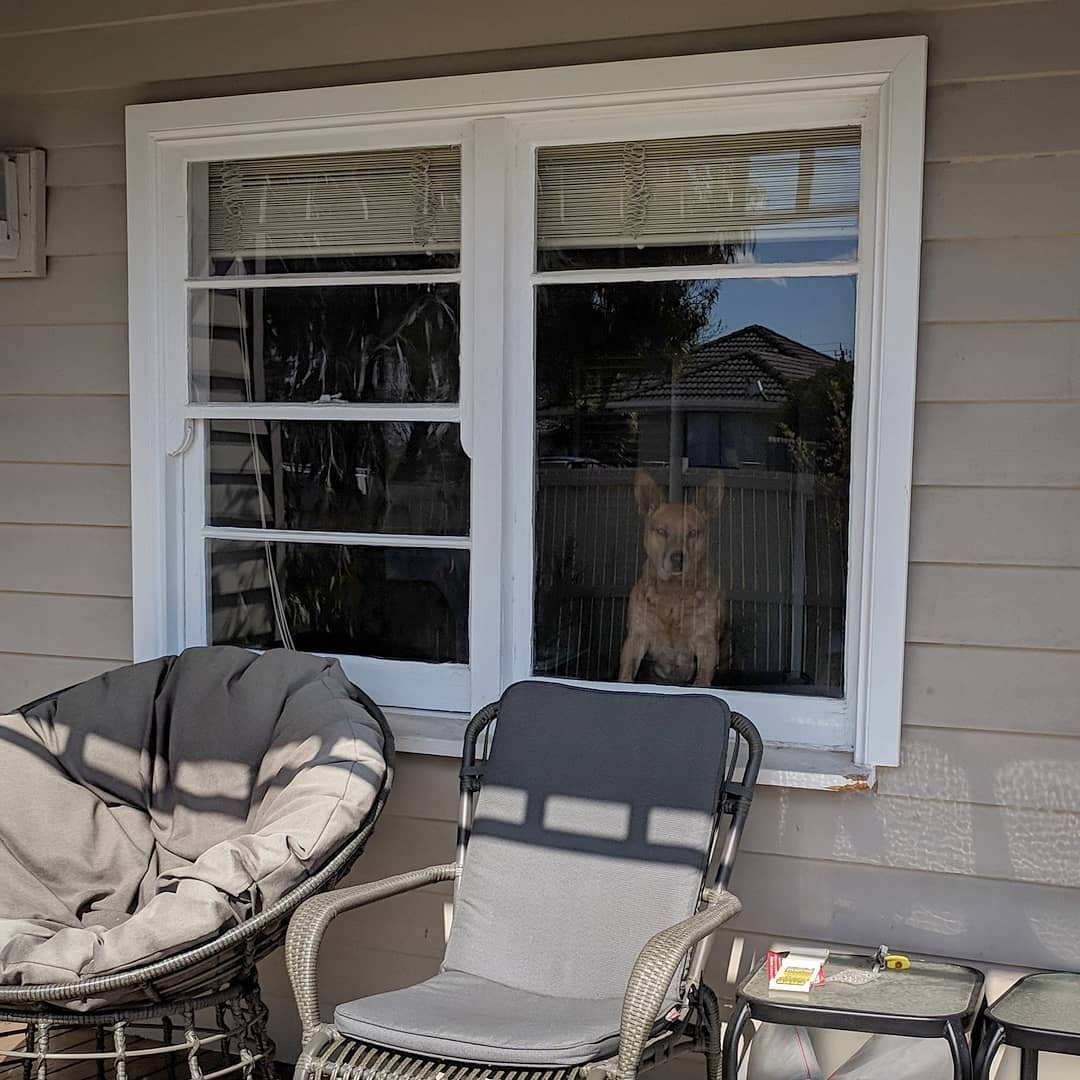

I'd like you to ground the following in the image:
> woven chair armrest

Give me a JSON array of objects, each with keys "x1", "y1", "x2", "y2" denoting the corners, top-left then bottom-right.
[
  {"x1": 287, "y1": 863, "x2": 458, "y2": 1040},
  {"x1": 616, "y1": 890, "x2": 742, "y2": 1080}
]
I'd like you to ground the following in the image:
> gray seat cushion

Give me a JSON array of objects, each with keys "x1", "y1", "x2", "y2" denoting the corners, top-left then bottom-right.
[
  {"x1": 337, "y1": 680, "x2": 730, "y2": 1065},
  {"x1": 0, "y1": 646, "x2": 388, "y2": 1000},
  {"x1": 335, "y1": 971, "x2": 627, "y2": 1066}
]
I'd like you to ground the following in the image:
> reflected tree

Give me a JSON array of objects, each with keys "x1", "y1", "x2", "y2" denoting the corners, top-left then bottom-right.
[
  {"x1": 238, "y1": 286, "x2": 467, "y2": 654},
  {"x1": 536, "y1": 280, "x2": 721, "y2": 464},
  {"x1": 778, "y1": 349, "x2": 854, "y2": 551}
]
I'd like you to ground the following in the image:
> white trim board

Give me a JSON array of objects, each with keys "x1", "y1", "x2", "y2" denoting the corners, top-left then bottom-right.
[{"x1": 126, "y1": 36, "x2": 927, "y2": 767}]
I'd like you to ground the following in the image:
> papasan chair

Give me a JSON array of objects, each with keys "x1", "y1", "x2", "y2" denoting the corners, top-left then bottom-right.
[{"x1": 0, "y1": 646, "x2": 394, "y2": 1080}]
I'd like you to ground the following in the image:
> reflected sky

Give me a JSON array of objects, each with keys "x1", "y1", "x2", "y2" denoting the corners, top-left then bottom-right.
[{"x1": 700, "y1": 277, "x2": 857, "y2": 358}]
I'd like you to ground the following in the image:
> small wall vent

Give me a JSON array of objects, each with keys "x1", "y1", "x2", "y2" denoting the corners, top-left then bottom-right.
[{"x1": 0, "y1": 148, "x2": 46, "y2": 278}]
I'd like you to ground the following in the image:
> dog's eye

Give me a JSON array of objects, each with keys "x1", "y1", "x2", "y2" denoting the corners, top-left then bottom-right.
[
  {"x1": 654, "y1": 526, "x2": 668, "y2": 538},
  {"x1": 687, "y1": 529, "x2": 699, "y2": 539}
]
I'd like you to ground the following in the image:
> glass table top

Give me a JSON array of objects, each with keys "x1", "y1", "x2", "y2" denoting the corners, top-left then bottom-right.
[
  {"x1": 988, "y1": 973, "x2": 1080, "y2": 1035},
  {"x1": 740, "y1": 954, "x2": 984, "y2": 1021}
]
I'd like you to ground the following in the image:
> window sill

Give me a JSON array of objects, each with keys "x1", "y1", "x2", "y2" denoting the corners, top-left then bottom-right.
[{"x1": 384, "y1": 708, "x2": 875, "y2": 792}]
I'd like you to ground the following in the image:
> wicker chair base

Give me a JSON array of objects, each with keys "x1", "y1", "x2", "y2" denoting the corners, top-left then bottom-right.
[
  {"x1": 296, "y1": 1010, "x2": 716, "y2": 1080},
  {"x1": 0, "y1": 978, "x2": 275, "y2": 1080},
  {"x1": 300, "y1": 1036, "x2": 591, "y2": 1080}
]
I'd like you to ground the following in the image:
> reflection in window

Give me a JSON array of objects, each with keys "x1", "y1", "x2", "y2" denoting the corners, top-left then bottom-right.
[
  {"x1": 536, "y1": 128, "x2": 860, "y2": 270},
  {"x1": 191, "y1": 284, "x2": 460, "y2": 404},
  {"x1": 195, "y1": 145, "x2": 462, "y2": 276},
  {"x1": 206, "y1": 420, "x2": 469, "y2": 536},
  {"x1": 534, "y1": 278, "x2": 854, "y2": 696},
  {"x1": 209, "y1": 540, "x2": 469, "y2": 663}
]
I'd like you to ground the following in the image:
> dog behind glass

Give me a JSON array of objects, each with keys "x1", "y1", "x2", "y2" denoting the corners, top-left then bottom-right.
[{"x1": 619, "y1": 468, "x2": 728, "y2": 687}]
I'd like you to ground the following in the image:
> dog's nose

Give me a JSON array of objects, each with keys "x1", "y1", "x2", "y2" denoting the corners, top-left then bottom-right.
[{"x1": 669, "y1": 551, "x2": 684, "y2": 571}]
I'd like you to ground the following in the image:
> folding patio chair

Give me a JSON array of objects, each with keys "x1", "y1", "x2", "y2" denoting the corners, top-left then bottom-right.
[{"x1": 287, "y1": 680, "x2": 762, "y2": 1080}]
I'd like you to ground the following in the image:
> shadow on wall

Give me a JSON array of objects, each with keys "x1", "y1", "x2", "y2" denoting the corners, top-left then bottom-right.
[{"x1": 753, "y1": 738, "x2": 1080, "y2": 971}]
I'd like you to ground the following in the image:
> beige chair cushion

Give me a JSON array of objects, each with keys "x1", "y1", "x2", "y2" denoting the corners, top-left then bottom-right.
[{"x1": 0, "y1": 646, "x2": 387, "y2": 997}]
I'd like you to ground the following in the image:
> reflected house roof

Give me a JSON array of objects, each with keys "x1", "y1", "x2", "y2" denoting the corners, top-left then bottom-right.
[{"x1": 603, "y1": 324, "x2": 840, "y2": 412}]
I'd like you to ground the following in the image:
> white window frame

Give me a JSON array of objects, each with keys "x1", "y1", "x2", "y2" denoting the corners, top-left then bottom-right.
[
  {"x1": 181, "y1": 121, "x2": 477, "y2": 716},
  {"x1": 126, "y1": 36, "x2": 926, "y2": 767}
]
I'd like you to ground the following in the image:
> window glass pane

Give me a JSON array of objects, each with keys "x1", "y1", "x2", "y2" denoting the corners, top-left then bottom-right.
[
  {"x1": 537, "y1": 129, "x2": 860, "y2": 270},
  {"x1": 534, "y1": 277, "x2": 854, "y2": 696},
  {"x1": 209, "y1": 540, "x2": 469, "y2": 663},
  {"x1": 207, "y1": 420, "x2": 469, "y2": 535},
  {"x1": 190, "y1": 284, "x2": 459, "y2": 403},
  {"x1": 192, "y1": 146, "x2": 461, "y2": 276}
]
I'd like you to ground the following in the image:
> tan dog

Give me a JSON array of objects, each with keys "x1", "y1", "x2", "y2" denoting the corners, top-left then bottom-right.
[{"x1": 618, "y1": 469, "x2": 727, "y2": 687}]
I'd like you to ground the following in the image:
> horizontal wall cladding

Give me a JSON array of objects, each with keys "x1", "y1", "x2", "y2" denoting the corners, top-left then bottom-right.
[
  {"x1": 913, "y1": 402, "x2": 1080, "y2": 487},
  {"x1": 0, "y1": 0, "x2": 1076, "y2": 95},
  {"x1": 0, "y1": 524, "x2": 132, "y2": 596},
  {"x1": 0, "y1": 652, "x2": 122, "y2": 710},
  {"x1": 880, "y1": 726, "x2": 1080, "y2": 809},
  {"x1": 45, "y1": 146, "x2": 127, "y2": 188},
  {"x1": 915, "y1": 322, "x2": 1080, "y2": 404},
  {"x1": 1, "y1": 1, "x2": 1079, "y2": 1062},
  {"x1": 924, "y1": 155, "x2": 1080, "y2": 241},
  {"x1": 0, "y1": 592, "x2": 132, "y2": 661},
  {"x1": 46, "y1": 185, "x2": 127, "y2": 257},
  {"x1": 910, "y1": 488, "x2": 1080, "y2": 567},
  {"x1": 744, "y1": 786, "x2": 1080, "y2": 888},
  {"x1": 728, "y1": 850, "x2": 1080, "y2": 972},
  {"x1": 0, "y1": 396, "x2": 130, "y2": 465},
  {"x1": 0, "y1": 0, "x2": 1070, "y2": 95},
  {"x1": 921, "y1": 237, "x2": 1080, "y2": 323},
  {"x1": 0, "y1": 464, "x2": 131, "y2": 526},
  {"x1": 0, "y1": 255, "x2": 128, "y2": 325},
  {"x1": 926, "y1": 75, "x2": 1080, "y2": 161},
  {"x1": 903, "y1": 643, "x2": 1080, "y2": 736},
  {"x1": 0, "y1": 88, "x2": 136, "y2": 667},
  {"x1": 907, "y1": 564, "x2": 1080, "y2": 650},
  {"x1": 0, "y1": 89, "x2": 129, "y2": 149},
  {"x1": 0, "y1": 325, "x2": 129, "y2": 395}
]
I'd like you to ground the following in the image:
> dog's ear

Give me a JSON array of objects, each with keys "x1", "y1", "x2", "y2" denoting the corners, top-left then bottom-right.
[
  {"x1": 694, "y1": 474, "x2": 725, "y2": 518},
  {"x1": 634, "y1": 468, "x2": 664, "y2": 517}
]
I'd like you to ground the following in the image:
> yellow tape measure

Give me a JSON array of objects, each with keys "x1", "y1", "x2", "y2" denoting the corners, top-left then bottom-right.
[{"x1": 884, "y1": 954, "x2": 911, "y2": 970}]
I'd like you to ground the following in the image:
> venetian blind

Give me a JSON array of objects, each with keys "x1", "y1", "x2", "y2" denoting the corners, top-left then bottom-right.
[
  {"x1": 536, "y1": 127, "x2": 860, "y2": 250},
  {"x1": 207, "y1": 145, "x2": 461, "y2": 258}
]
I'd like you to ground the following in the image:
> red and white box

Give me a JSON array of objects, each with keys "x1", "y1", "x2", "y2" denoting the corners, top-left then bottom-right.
[{"x1": 766, "y1": 945, "x2": 829, "y2": 992}]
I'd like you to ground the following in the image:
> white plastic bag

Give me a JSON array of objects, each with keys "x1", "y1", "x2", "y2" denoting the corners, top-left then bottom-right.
[
  {"x1": 828, "y1": 1034, "x2": 954, "y2": 1079},
  {"x1": 746, "y1": 1023, "x2": 823, "y2": 1080}
]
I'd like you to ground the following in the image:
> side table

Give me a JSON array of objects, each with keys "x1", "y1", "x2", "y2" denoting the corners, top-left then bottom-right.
[
  {"x1": 975, "y1": 973, "x2": 1080, "y2": 1079},
  {"x1": 722, "y1": 952, "x2": 985, "y2": 1080}
]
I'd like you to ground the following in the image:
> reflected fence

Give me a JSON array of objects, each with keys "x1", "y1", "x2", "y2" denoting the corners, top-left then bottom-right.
[{"x1": 535, "y1": 467, "x2": 847, "y2": 693}]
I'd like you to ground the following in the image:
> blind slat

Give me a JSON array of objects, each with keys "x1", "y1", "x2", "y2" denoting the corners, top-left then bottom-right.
[
  {"x1": 207, "y1": 145, "x2": 462, "y2": 259},
  {"x1": 536, "y1": 127, "x2": 860, "y2": 251}
]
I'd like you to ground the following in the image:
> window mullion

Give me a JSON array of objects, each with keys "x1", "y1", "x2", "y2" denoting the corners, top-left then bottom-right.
[{"x1": 464, "y1": 117, "x2": 511, "y2": 712}]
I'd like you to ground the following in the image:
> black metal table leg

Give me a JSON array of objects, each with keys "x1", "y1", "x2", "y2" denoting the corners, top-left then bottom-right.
[
  {"x1": 945, "y1": 1018, "x2": 974, "y2": 1080},
  {"x1": 721, "y1": 999, "x2": 752, "y2": 1080},
  {"x1": 973, "y1": 1022, "x2": 1005, "y2": 1080},
  {"x1": 1019, "y1": 1048, "x2": 1039, "y2": 1080}
]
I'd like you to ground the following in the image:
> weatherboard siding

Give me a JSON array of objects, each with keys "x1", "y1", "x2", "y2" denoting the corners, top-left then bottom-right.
[{"x1": 0, "y1": 0, "x2": 1078, "y2": 1074}]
